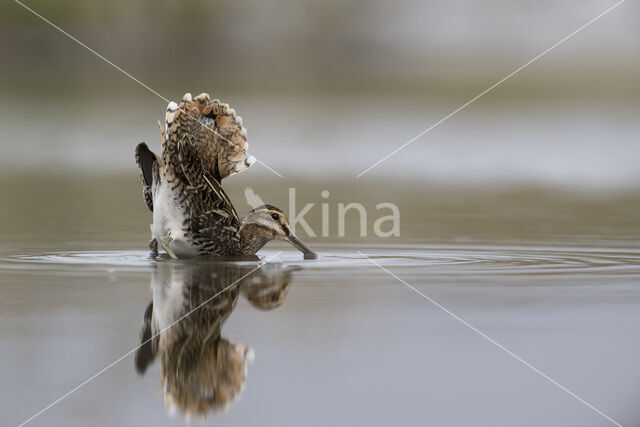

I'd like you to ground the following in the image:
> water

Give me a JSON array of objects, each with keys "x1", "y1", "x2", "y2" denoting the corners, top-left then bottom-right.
[{"x1": 1, "y1": 174, "x2": 639, "y2": 426}]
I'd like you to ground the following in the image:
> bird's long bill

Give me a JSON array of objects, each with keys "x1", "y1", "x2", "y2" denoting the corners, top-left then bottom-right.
[{"x1": 287, "y1": 233, "x2": 318, "y2": 259}]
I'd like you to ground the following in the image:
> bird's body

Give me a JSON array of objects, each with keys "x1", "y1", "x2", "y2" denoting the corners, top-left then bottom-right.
[
  {"x1": 135, "y1": 92, "x2": 316, "y2": 259},
  {"x1": 150, "y1": 179, "x2": 197, "y2": 257}
]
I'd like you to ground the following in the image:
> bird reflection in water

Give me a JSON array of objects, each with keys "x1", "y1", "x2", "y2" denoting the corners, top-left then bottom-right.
[{"x1": 134, "y1": 259, "x2": 293, "y2": 419}]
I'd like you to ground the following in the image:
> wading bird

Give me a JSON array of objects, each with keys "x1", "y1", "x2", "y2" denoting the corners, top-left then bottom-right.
[{"x1": 135, "y1": 92, "x2": 316, "y2": 259}]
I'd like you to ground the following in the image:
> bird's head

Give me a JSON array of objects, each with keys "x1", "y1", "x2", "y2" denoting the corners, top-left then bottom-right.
[{"x1": 240, "y1": 205, "x2": 317, "y2": 259}]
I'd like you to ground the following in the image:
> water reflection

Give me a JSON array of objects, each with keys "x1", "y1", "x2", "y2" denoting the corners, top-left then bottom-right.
[{"x1": 134, "y1": 260, "x2": 293, "y2": 419}]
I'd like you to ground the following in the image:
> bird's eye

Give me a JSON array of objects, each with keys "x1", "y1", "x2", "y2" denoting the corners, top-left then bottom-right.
[{"x1": 271, "y1": 213, "x2": 280, "y2": 221}]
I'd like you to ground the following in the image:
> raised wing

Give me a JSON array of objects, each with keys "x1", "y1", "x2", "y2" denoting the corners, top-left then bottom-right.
[
  {"x1": 135, "y1": 142, "x2": 159, "y2": 212},
  {"x1": 175, "y1": 133, "x2": 243, "y2": 255},
  {"x1": 165, "y1": 92, "x2": 255, "y2": 182}
]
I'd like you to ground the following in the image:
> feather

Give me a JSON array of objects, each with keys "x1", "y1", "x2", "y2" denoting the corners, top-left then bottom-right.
[
  {"x1": 166, "y1": 92, "x2": 253, "y2": 182},
  {"x1": 135, "y1": 142, "x2": 158, "y2": 212},
  {"x1": 244, "y1": 187, "x2": 265, "y2": 209}
]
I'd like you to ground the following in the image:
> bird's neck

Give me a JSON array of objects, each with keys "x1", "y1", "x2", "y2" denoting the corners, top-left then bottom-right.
[{"x1": 238, "y1": 222, "x2": 271, "y2": 255}]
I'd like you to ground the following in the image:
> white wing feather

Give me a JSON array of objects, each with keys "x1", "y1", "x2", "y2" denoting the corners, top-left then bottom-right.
[{"x1": 244, "y1": 187, "x2": 265, "y2": 209}]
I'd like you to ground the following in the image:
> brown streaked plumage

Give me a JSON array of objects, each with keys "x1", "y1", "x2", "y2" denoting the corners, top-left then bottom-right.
[
  {"x1": 135, "y1": 92, "x2": 317, "y2": 259},
  {"x1": 173, "y1": 92, "x2": 252, "y2": 181}
]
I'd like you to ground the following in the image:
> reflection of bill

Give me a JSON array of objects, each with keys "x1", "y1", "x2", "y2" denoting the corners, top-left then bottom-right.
[{"x1": 134, "y1": 261, "x2": 293, "y2": 419}]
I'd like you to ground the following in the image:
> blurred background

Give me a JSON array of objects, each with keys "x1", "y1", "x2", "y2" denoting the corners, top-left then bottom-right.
[
  {"x1": 1, "y1": 0, "x2": 639, "y2": 250},
  {"x1": 1, "y1": 0, "x2": 638, "y2": 187}
]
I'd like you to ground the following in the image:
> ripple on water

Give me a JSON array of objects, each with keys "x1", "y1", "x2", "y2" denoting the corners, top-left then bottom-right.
[{"x1": 0, "y1": 245, "x2": 638, "y2": 276}]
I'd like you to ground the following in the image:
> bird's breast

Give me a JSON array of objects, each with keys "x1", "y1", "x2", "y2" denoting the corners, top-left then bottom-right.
[{"x1": 151, "y1": 180, "x2": 198, "y2": 257}]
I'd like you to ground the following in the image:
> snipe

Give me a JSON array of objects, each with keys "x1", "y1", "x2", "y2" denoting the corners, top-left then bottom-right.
[{"x1": 135, "y1": 92, "x2": 316, "y2": 259}]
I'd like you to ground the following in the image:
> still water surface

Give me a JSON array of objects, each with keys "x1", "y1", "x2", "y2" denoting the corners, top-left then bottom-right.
[{"x1": 0, "y1": 175, "x2": 639, "y2": 426}]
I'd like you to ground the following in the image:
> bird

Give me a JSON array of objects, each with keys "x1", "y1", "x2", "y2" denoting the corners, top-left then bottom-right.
[{"x1": 135, "y1": 92, "x2": 317, "y2": 259}]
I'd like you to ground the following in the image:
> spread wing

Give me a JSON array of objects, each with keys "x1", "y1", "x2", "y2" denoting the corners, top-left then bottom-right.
[
  {"x1": 165, "y1": 92, "x2": 255, "y2": 182},
  {"x1": 135, "y1": 142, "x2": 159, "y2": 212},
  {"x1": 175, "y1": 132, "x2": 242, "y2": 255}
]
